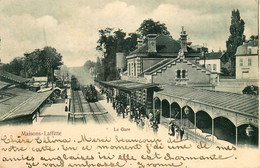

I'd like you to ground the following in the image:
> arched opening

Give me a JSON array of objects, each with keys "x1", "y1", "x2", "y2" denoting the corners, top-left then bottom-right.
[
  {"x1": 170, "y1": 102, "x2": 181, "y2": 118},
  {"x1": 162, "y1": 100, "x2": 170, "y2": 118},
  {"x1": 182, "y1": 106, "x2": 194, "y2": 128},
  {"x1": 237, "y1": 124, "x2": 258, "y2": 147},
  {"x1": 154, "y1": 97, "x2": 161, "y2": 110},
  {"x1": 196, "y1": 111, "x2": 212, "y2": 134},
  {"x1": 214, "y1": 117, "x2": 236, "y2": 144}
]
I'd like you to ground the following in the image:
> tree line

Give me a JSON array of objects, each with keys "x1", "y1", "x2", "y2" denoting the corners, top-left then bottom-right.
[
  {"x1": 93, "y1": 19, "x2": 170, "y2": 81},
  {"x1": 1, "y1": 46, "x2": 63, "y2": 81},
  {"x1": 93, "y1": 10, "x2": 258, "y2": 80}
]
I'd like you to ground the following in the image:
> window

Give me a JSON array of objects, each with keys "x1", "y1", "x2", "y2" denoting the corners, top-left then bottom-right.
[
  {"x1": 182, "y1": 70, "x2": 186, "y2": 78},
  {"x1": 177, "y1": 70, "x2": 181, "y2": 78},
  {"x1": 248, "y1": 58, "x2": 252, "y2": 66},
  {"x1": 240, "y1": 58, "x2": 243, "y2": 66},
  {"x1": 207, "y1": 64, "x2": 211, "y2": 70},
  {"x1": 128, "y1": 63, "x2": 131, "y2": 75},
  {"x1": 134, "y1": 63, "x2": 136, "y2": 76},
  {"x1": 213, "y1": 64, "x2": 216, "y2": 71},
  {"x1": 248, "y1": 48, "x2": 252, "y2": 54},
  {"x1": 131, "y1": 63, "x2": 134, "y2": 76}
]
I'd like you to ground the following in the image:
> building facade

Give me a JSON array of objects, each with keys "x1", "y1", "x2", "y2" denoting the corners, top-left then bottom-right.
[
  {"x1": 199, "y1": 52, "x2": 222, "y2": 73},
  {"x1": 126, "y1": 28, "x2": 202, "y2": 78},
  {"x1": 236, "y1": 39, "x2": 259, "y2": 79}
]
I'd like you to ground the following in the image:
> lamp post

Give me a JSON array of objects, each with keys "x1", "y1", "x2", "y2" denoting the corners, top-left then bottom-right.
[{"x1": 246, "y1": 125, "x2": 254, "y2": 137}]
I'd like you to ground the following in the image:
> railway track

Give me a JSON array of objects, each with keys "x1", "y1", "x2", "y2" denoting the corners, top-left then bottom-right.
[
  {"x1": 69, "y1": 89, "x2": 113, "y2": 124},
  {"x1": 70, "y1": 90, "x2": 86, "y2": 124}
]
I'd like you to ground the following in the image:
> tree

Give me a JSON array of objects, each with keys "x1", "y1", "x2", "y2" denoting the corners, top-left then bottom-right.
[
  {"x1": 40, "y1": 47, "x2": 63, "y2": 85},
  {"x1": 2, "y1": 57, "x2": 25, "y2": 76},
  {"x1": 24, "y1": 49, "x2": 42, "y2": 77},
  {"x1": 96, "y1": 28, "x2": 136, "y2": 81},
  {"x1": 83, "y1": 60, "x2": 96, "y2": 71},
  {"x1": 222, "y1": 9, "x2": 245, "y2": 76},
  {"x1": 23, "y1": 47, "x2": 63, "y2": 79},
  {"x1": 95, "y1": 19, "x2": 170, "y2": 81},
  {"x1": 137, "y1": 18, "x2": 170, "y2": 39}
]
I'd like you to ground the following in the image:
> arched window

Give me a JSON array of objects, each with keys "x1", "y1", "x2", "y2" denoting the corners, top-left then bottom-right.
[
  {"x1": 177, "y1": 70, "x2": 181, "y2": 78},
  {"x1": 182, "y1": 70, "x2": 186, "y2": 78}
]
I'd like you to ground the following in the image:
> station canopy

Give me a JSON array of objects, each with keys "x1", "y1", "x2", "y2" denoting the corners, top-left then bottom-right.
[
  {"x1": 0, "y1": 69, "x2": 29, "y2": 84},
  {"x1": 0, "y1": 81, "x2": 11, "y2": 90},
  {"x1": 0, "y1": 87, "x2": 54, "y2": 122},
  {"x1": 97, "y1": 80, "x2": 159, "y2": 92},
  {"x1": 156, "y1": 85, "x2": 258, "y2": 117}
]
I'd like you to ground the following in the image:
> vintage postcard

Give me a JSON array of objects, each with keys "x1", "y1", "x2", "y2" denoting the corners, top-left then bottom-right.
[{"x1": 0, "y1": 0, "x2": 259, "y2": 168}]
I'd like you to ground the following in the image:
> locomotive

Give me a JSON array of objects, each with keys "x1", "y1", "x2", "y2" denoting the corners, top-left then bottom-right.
[
  {"x1": 82, "y1": 84, "x2": 98, "y2": 102},
  {"x1": 71, "y1": 75, "x2": 80, "y2": 90}
]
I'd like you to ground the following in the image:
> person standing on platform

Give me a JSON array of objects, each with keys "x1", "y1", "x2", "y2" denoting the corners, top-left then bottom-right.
[
  {"x1": 65, "y1": 102, "x2": 68, "y2": 112},
  {"x1": 116, "y1": 102, "x2": 120, "y2": 116},
  {"x1": 152, "y1": 121, "x2": 158, "y2": 135},
  {"x1": 112, "y1": 99, "x2": 116, "y2": 110},
  {"x1": 175, "y1": 126, "x2": 180, "y2": 141},
  {"x1": 121, "y1": 103, "x2": 125, "y2": 118},
  {"x1": 126, "y1": 105, "x2": 129, "y2": 116},
  {"x1": 106, "y1": 93, "x2": 109, "y2": 103},
  {"x1": 155, "y1": 110, "x2": 160, "y2": 124},
  {"x1": 148, "y1": 113, "x2": 154, "y2": 127},
  {"x1": 180, "y1": 128, "x2": 185, "y2": 141},
  {"x1": 144, "y1": 116, "x2": 150, "y2": 130},
  {"x1": 168, "y1": 120, "x2": 176, "y2": 136}
]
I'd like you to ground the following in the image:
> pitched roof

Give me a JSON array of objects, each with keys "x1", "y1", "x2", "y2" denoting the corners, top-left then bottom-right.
[
  {"x1": 142, "y1": 59, "x2": 173, "y2": 74},
  {"x1": 129, "y1": 34, "x2": 181, "y2": 55},
  {"x1": 0, "y1": 88, "x2": 54, "y2": 121},
  {"x1": 235, "y1": 39, "x2": 259, "y2": 56},
  {"x1": 202, "y1": 52, "x2": 223, "y2": 60},
  {"x1": 0, "y1": 81, "x2": 11, "y2": 90},
  {"x1": 142, "y1": 57, "x2": 220, "y2": 75},
  {"x1": 157, "y1": 85, "x2": 258, "y2": 118},
  {"x1": 97, "y1": 80, "x2": 158, "y2": 92},
  {"x1": 246, "y1": 39, "x2": 258, "y2": 47},
  {"x1": 0, "y1": 69, "x2": 29, "y2": 83}
]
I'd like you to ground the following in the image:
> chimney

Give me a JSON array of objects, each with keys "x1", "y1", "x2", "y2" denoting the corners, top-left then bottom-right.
[
  {"x1": 180, "y1": 26, "x2": 188, "y2": 52},
  {"x1": 147, "y1": 34, "x2": 157, "y2": 52},
  {"x1": 137, "y1": 39, "x2": 143, "y2": 49}
]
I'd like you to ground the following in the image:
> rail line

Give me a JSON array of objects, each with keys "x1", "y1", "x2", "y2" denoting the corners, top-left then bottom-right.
[
  {"x1": 69, "y1": 89, "x2": 111, "y2": 124},
  {"x1": 70, "y1": 90, "x2": 86, "y2": 123}
]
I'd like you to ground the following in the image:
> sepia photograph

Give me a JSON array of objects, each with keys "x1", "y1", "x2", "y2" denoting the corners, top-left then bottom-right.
[{"x1": 0, "y1": 0, "x2": 259, "y2": 167}]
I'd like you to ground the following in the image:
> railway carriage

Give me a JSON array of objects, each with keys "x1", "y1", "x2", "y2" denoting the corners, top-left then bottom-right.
[{"x1": 71, "y1": 75, "x2": 80, "y2": 90}]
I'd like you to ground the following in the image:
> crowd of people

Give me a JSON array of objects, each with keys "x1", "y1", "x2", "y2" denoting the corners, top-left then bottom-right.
[
  {"x1": 101, "y1": 87, "x2": 185, "y2": 139},
  {"x1": 168, "y1": 120, "x2": 185, "y2": 141},
  {"x1": 101, "y1": 88, "x2": 161, "y2": 134}
]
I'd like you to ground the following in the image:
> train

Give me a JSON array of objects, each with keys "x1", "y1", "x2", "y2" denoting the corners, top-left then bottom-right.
[
  {"x1": 71, "y1": 75, "x2": 80, "y2": 90},
  {"x1": 82, "y1": 85, "x2": 98, "y2": 102}
]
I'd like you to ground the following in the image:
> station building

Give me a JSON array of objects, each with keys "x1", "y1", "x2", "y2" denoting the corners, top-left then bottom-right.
[{"x1": 97, "y1": 27, "x2": 258, "y2": 147}]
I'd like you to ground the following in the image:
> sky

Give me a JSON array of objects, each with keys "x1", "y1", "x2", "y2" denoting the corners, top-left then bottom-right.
[{"x1": 0, "y1": 0, "x2": 258, "y2": 67}]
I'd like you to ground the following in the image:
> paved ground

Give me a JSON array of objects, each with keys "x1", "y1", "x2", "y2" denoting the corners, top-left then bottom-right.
[{"x1": 33, "y1": 98, "x2": 68, "y2": 125}]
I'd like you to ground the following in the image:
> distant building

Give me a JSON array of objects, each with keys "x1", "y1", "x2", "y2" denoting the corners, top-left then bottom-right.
[
  {"x1": 235, "y1": 39, "x2": 259, "y2": 79},
  {"x1": 199, "y1": 51, "x2": 222, "y2": 73}
]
